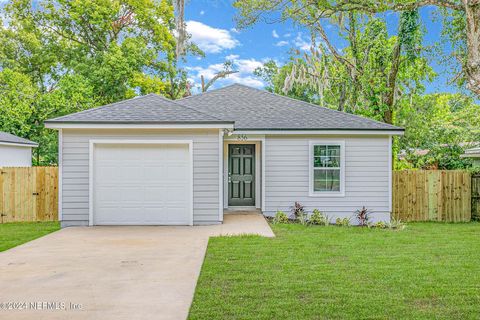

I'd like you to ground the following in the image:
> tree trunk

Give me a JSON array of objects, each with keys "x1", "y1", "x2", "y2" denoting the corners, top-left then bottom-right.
[
  {"x1": 383, "y1": 41, "x2": 402, "y2": 125},
  {"x1": 338, "y1": 83, "x2": 346, "y2": 112},
  {"x1": 465, "y1": 0, "x2": 480, "y2": 96}
]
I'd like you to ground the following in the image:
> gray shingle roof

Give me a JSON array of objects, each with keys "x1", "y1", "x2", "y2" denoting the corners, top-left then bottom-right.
[
  {"x1": 45, "y1": 84, "x2": 403, "y2": 132},
  {"x1": 45, "y1": 94, "x2": 232, "y2": 124},
  {"x1": 179, "y1": 84, "x2": 403, "y2": 131},
  {"x1": 0, "y1": 132, "x2": 38, "y2": 146}
]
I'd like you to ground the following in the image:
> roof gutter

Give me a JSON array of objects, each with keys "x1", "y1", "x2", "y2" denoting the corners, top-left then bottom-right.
[
  {"x1": 232, "y1": 129, "x2": 405, "y2": 136},
  {"x1": 0, "y1": 141, "x2": 39, "y2": 148},
  {"x1": 44, "y1": 121, "x2": 235, "y2": 130}
]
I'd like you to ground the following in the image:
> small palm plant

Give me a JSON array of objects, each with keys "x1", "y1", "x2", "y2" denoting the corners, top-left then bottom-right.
[{"x1": 354, "y1": 206, "x2": 371, "y2": 226}]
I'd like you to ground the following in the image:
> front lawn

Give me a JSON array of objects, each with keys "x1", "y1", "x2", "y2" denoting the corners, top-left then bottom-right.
[
  {"x1": 0, "y1": 221, "x2": 60, "y2": 252},
  {"x1": 189, "y1": 223, "x2": 480, "y2": 319}
]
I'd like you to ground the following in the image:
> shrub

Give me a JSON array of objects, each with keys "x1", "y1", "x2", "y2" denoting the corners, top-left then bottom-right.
[
  {"x1": 335, "y1": 217, "x2": 351, "y2": 227},
  {"x1": 388, "y1": 218, "x2": 406, "y2": 230},
  {"x1": 354, "y1": 206, "x2": 371, "y2": 226},
  {"x1": 291, "y1": 202, "x2": 308, "y2": 225},
  {"x1": 291, "y1": 202, "x2": 305, "y2": 219},
  {"x1": 273, "y1": 211, "x2": 289, "y2": 224},
  {"x1": 374, "y1": 221, "x2": 387, "y2": 229},
  {"x1": 310, "y1": 209, "x2": 329, "y2": 226},
  {"x1": 367, "y1": 219, "x2": 406, "y2": 230}
]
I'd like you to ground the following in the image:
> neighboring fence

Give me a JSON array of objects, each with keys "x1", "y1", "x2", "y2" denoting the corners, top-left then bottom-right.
[
  {"x1": 393, "y1": 170, "x2": 471, "y2": 222},
  {"x1": 472, "y1": 174, "x2": 480, "y2": 221},
  {"x1": 0, "y1": 167, "x2": 58, "y2": 223}
]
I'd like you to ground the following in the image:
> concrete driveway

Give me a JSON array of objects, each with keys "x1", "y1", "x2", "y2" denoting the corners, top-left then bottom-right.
[{"x1": 0, "y1": 213, "x2": 274, "y2": 320}]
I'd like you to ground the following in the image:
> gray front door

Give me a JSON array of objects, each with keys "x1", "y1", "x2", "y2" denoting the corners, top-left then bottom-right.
[{"x1": 228, "y1": 144, "x2": 255, "y2": 206}]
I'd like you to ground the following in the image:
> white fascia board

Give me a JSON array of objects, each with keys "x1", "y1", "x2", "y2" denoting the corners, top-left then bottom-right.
[
  {"x1": 232, "y1": 130, "x2": 404, "y2": 136},
  {"x1": 0, "y1": 141, "x2": 38, "y2": 148},
  {"x1": 45, "y1": 123, "x2": 235, "y2": 130}
]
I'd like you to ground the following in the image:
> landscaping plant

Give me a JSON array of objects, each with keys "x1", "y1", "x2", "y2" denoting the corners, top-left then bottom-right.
[
  {"x1": 354, "y1": 206, "x2": 371, "y2": 226},
  {"x1": 335, "y1": 217, "x2": 351, "y2": 227},
  {"x1": 291, "y1": 202, "x2": 308, "y2": 225},
  {"x1": 388, "y1": 218, "x2": 406, "y2": 230},
  {"x1": 273, "y1": 211, "x2": 289, "y2": 224},
  {"x1": 309, "y1": 209, "x2": 329, "y2": 226},
  {"x1": 373, "y1": 221, "x2": 387, "y2": 229}
]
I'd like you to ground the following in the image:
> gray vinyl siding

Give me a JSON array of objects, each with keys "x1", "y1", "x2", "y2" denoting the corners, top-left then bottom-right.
[
  {"x1": 264, "y1": 135, "x2": 391, "y2": 223},
  {"x1": 61, "y1": 129, "x2": 220, "y2": 226}
]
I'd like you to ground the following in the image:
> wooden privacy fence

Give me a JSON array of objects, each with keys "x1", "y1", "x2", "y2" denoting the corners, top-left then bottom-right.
[
  {"x1": 0, "y1": 167, "x2": 58, "y2": 223},
  {"x1": 393, "y1": 170, "x2": 471, "y2": 222}
]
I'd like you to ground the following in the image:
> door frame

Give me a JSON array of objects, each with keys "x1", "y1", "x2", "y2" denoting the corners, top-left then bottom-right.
[
  {"x1": 88, "y1": 139, "x2": 194, "y2": 226},
  {"x1": 228, "y1": 144, "x2": 256, "y2": 207},
  {"x1": 223, "y1": 139, "x2": 263, "y2": 210}
]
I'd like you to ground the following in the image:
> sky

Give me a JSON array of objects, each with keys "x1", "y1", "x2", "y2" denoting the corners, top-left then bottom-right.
[{"x1": 183, "y1": 0, "x2": 460, "y2": 95}]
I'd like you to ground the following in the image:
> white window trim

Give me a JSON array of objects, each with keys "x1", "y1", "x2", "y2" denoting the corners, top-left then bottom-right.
[
  {"x1": 309, "y1": 140, "x2": 345, "y2": 197},
  {"x1": 88, "y1": 139, "x2": 194, "y2": 226}
]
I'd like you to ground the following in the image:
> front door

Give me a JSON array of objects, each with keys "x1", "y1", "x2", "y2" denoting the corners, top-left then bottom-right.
[{"x1": 228, "y1": 144, "x2": 255, "y2": 206}]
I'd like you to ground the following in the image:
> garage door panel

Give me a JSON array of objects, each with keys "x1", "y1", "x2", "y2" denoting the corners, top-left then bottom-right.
[
  {"x1": 96, "y1": 186, "x2": 120, "y2": 202},
  {"x1": 146, "y1": 166, "x2": 169, "y2": 181},
  {"x1": 165, "y1": 146, "x2": 188, "y2": 158},
  {"x1": 166, "y1": 166, "x2": 189, "y2": 181},
  {"x1": 121, "y1": 187, "x2": 144, "y2": 201},
  {"x1": 95, "y1": 206, "x2": 120, "y2": 224},
  {"x1": 120, "y1": 166, "x2": 144, "y2": 180},
  {"x1": 166, "y1": 186, "x2": 189, "y2": 201},
  {"x1": 93, "y1": 143, "x2": 191, "y2": 225},
  {"x1": 144, "y1": 208, "x2": 168, "y2": 223},
  {"x1": 143, "y1": 187, "x2": 167, "y2": 201},
  {"x1": 118, "y1": 206, "x2": 146, "y2": 224},
  {"x1": 164, "y1": 207, "x2": 189, "y2": 223},
  {"x1": 96, "y1": 167, "x2": 121, "y2": 182}
]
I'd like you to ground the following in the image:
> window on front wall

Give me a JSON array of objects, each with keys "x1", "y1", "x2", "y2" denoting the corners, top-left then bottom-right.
[{"x1": 310, "y1": 142, "x2": 344, "y2": 195}]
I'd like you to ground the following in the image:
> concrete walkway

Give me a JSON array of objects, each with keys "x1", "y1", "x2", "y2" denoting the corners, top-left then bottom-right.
[{"x1": 0, "y1": 213, "x2": 274, "y2": 320}]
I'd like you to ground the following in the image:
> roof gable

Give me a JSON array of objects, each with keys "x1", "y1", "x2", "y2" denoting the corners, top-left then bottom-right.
[{"x1": 0, "y1": 132, "x2": 38, "y2": 146}]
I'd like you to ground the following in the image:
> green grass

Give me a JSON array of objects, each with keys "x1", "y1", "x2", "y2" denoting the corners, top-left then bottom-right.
[
  {"x1": 189, "y1": 223, "x2": 480, "y2": 319},
  {"x1": 0, "y1": 221, "x2": 60, "y2": 252}
]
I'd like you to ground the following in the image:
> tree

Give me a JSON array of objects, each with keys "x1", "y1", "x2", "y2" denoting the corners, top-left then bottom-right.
[
  {"x1": 396, "y1": 93, "x2": 480, "y2": 169},
  {"x1": 233, "y1": 0, "x2": 480, "y2": 97},
  {"x1": 252, "y1": 15, "x2": 433, "y2": 124},
  {"x1": 0, "y1": 0, "x2": 185, "y2": 164},
  {"x1": 0, "y1": 69, "x2": 38, "y2": 137},
  {"x1": 200, "y1": 61, "x2": 239, "y2": 92},
  {"x1": 254, "y1": 60, "x2": 320, "y2": 103}
]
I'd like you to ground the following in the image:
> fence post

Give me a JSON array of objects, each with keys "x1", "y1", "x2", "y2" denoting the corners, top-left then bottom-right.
[{"x1": 472, "y1": 174, "x2": 480, "y2": 221}]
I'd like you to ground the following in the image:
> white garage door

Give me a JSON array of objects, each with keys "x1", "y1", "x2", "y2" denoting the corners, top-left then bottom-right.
[{"x1": 93, "y1": 143, "x2": 192, "y2": 225}]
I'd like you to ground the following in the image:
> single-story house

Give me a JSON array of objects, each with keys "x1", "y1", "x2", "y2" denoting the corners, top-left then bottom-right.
[
  {"x1": 45, "y1": 84, "x2": 404, "y2": 227},
  {"x1": 461, "y1": 147, "x2": 480, "y2": 167},
  {"x1": 0, "y1": 131, "x2": 38, "y2": 167}
]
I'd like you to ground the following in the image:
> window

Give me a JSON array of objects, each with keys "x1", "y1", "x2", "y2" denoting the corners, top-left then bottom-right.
[{"x1": 309, "y1": 141, "x2": 345, "y2": 196}]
